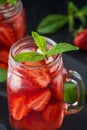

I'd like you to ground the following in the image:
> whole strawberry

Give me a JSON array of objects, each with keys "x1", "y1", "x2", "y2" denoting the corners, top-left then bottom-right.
[{"x1": 74, "y1": 29, "x2": 87, "y2": 51}]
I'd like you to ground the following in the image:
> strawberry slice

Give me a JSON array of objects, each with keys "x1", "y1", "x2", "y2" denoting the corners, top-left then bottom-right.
[
  {"x1": 42, "y1": 103, "x2": 63, "y2": 124},
  {"x1": 26, "y1": 89, "x2": 51, "y2": 111},
  {"x1": 9, "y1": 95, "x2": 30, "y2": 120},
  {"x1": 25, "y1": 112, "x2": 47, "y2": 130},
  {"x1": 10, "y1": 116, "x2": 29, "y2": 130},
  {"x1": 0, "y1": 23, "x2": 16, "y2": 47},
  {"x1": 23, "y1": 61, "x2": 50, "y2": 88}
]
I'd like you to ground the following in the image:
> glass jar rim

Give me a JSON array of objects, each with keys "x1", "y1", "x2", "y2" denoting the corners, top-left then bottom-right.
[
  {"x1": 0, "y1": 0, "x2": 20, "y2": 13},
  {"x1": 9, "y1": 36, "x2": 62, "y2": 69}
]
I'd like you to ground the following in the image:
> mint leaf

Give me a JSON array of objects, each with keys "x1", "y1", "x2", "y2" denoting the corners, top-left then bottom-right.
[
  {"x1": 75, "y1": 5, "x2": 87, "y2": 26},
  {"x1": 0, "y1": 0, "x2": 17, "y2": 4},
  {"x1": 32, "y1": 31, "x2": 46, "y2": 54},
  {"x1": 78, "y1": 16, "x2": 86, "y2": 26},
  {"x1": 14, "y1": 52, "x2": 45, "y2": 62},
  {"x1": 68, "y1": 2, "x2": 78, "y2": 15},
  {"x1": 68, "y1": 2, "x2": 86, "y2": 27},
  {"x1": 37, "y1": 14, "x2": 68, "y2": 34},
  {"x1": 0, "y1": 67, "x2": 7, "y2": 83},
  {"x1": 0, "y1": 0, "x2": 6, "y2": 4},
  {"x1": 79, "y1": 5, "x2": 87, "y2": 16},
  {"x1": 64, "y1": 82, "x2": 78, "y2": 103},
  {"x1": 75, "y1": 12, "x2": 86, "y2": 26},
  {"x1": 7, "y1": 0, "x2": 17, "y2": 4},
  {"x1": 47, "y1": 43, "x2": 79, "y2": 57}
]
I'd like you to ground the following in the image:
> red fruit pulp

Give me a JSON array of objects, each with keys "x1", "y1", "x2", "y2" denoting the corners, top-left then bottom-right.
[
  {"x1": 0, "y1": 4, "x2": 26, "y2": 69},
  {"x1": 7, "y1": 59, "x2": 65, "y2": 130}
]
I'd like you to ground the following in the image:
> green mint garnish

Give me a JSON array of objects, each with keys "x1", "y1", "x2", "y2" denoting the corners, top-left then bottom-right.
[
  {"x1": 14, "y1": 31, "x2": 79, "y2": 63},
  {"x1": 14, "y1": 52, "x2": 45, "y2": 62},
  {"x1": 0, "y1": 67, "x2": 7, "y2": 83},
  {"x1": 46, "y1": 43, "x2": 78, "y2": 57},
  {"x1": 32, "y1": 31, "x2": 47, "y2": 54},
  {"x1": 0, "y1": 0, "x2": 17, "y2": 5}
]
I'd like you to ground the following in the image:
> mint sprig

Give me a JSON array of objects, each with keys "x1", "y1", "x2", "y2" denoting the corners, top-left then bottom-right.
[
  {"x1": 0, "y1": 0, "x2": 17, "y2": 5},
  {"x1": 14, "y1": 31, "x2": 79, "y2": 62},
  {"x1": 37, "y1": 2, "x2": 87, "y2": 34}
]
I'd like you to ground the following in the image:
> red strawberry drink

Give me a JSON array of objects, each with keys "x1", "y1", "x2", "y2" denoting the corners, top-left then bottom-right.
[
  {"x1": 7, "y1": 37, "x2": 65, "y2": 130},
  {"x1": 7, "y1": 35, "x2": 85, "y2": 130},
  {"x1": 0, "y1": 0, "x2": 26, "y2": 69}
]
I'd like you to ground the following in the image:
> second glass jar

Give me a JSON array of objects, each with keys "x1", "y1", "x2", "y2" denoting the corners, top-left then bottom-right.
[{"x1": 0, "y1": 0, "x2": 26, "y2": 69}]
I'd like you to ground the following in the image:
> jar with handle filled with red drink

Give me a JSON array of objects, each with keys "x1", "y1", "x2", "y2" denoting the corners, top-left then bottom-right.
[
  {"x1": 7, "y1": 36, "x2": 85, "y2": 130},
  {"x1": 0, "y1": 0, "x2": 26, "y2": 69}
]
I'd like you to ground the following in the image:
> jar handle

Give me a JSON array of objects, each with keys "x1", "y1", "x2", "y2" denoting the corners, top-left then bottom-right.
[{"x1": 64, "y1": 70, "x2": 85, "y2": 115}]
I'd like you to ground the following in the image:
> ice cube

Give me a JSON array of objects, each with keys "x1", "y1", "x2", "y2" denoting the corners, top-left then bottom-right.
[{"x1": 10, "y1": 74, "x2": 22, "y2": 92}]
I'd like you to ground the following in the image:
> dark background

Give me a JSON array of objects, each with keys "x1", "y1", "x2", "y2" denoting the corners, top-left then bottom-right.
[{"x1": 0, "y1": 0, "x2": 87, "y2": 130}]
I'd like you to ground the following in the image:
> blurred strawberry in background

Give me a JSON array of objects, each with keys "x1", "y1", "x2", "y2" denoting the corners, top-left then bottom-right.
[{"x1": 74, "y1": 29, "x2": 87, "y2": 51}]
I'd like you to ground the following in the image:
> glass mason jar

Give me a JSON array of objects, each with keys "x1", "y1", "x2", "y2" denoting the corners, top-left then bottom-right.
[
  {"x1": 7, "y1": 36, "x2": 85, "y2": 130},
  {"x1": 0, "y1": 0, "x2": 26, "y2": 69}
]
